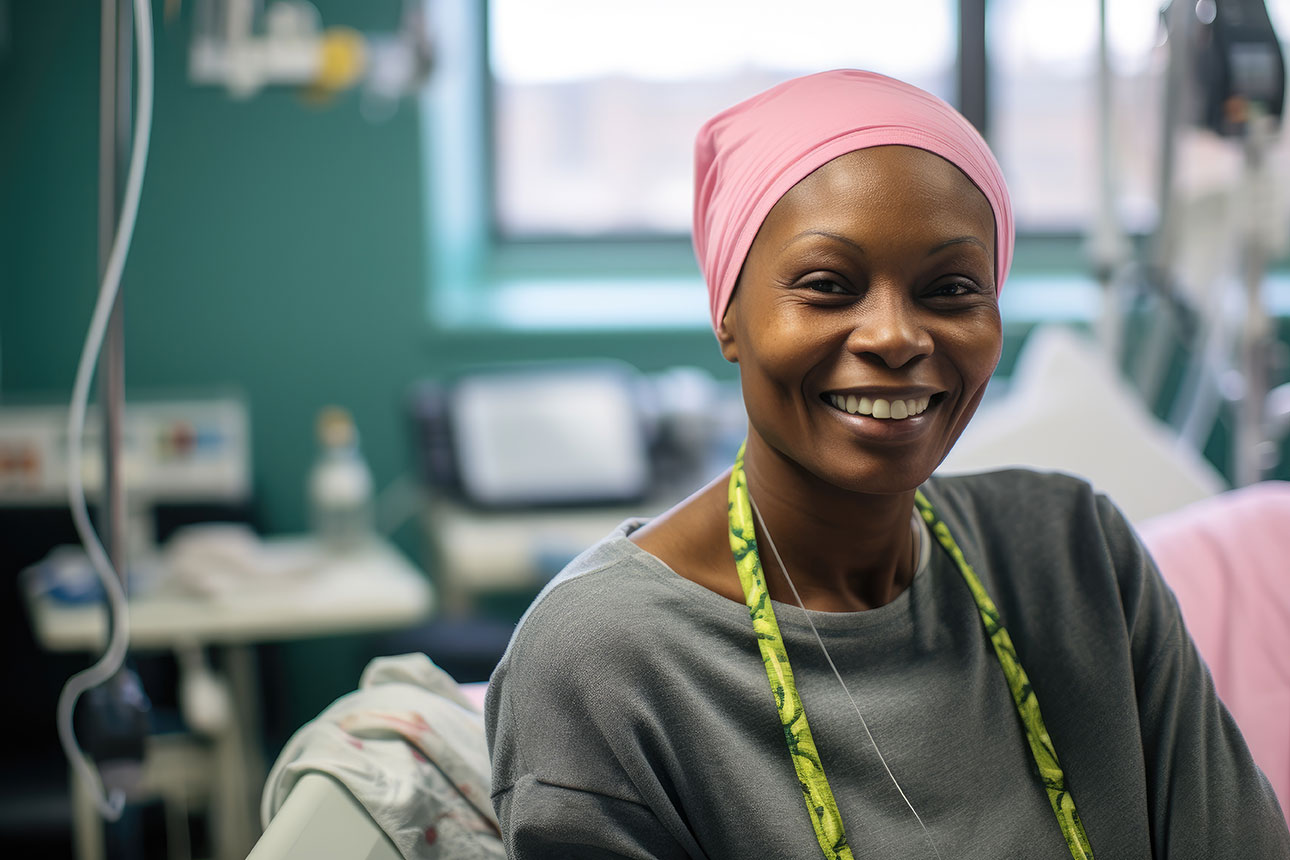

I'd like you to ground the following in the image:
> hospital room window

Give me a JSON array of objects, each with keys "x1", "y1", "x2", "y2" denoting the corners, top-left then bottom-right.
[
  {"x1": 430, "y1": 1, "x2": 1290, "y2": 328},
  {"x1": 989, "y1": 0, "x2": 1164, "y2": 231},
  {"x1": 487, "y1": 0, "x2": 959, "y2": 239},
  {"x1": 488, "y1": 0, "x2": 1290, "y2": 237},
  {"x1": 990, "y1": 0, "x2": 1290, "y2": 232}
]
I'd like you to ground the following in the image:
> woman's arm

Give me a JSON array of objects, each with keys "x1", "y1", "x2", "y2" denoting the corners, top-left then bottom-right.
[
  {"x1": 485, "y1": 570, "x2": 708, "y2": 860},
  {"x1": 1109, "y1": 495, "x2": 1290, "y2": 856},
  {"x1": 495, "y1": 777, "x2": 692, "y2": 860}
]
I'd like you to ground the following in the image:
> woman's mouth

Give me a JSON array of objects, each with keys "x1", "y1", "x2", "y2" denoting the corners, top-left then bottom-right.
[{"x1": 822, "y1": 392, "x2": 941, "y2": 420}]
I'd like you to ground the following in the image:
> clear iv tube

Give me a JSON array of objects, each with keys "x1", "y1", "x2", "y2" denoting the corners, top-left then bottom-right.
[
  {"x1": 748, "y1": 495, "x2": 944, "y2": 860},
  {"x1": 57, "y1": 0, "x2": 154, "y2": 822}
]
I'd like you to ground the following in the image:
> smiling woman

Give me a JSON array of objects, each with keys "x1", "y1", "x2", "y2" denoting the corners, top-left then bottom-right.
[{"x1": 484, "y1": 71, "x2": 1290, "y2": 860}]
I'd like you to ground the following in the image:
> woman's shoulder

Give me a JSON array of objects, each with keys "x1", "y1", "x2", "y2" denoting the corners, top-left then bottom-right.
[
  {"x1": 924, "y1": 467, "x2": 1120, "y2": 544},
  {"x1": 923, "y1": 467, "x2": 1150, "y2": 613},
  {"x1": 627, "y1": 472, "x2": 745, "y2": 604},
  {"x1": 495, "y1": 513, "x2": 728, "y2": 675},
  {"x1": 487, "y1": 522, "x2": 665, "y2": 704},
  {"x1": 486, "y1": 514, "x2": 745, "y2": 750},
  {"x1": 517, "y1": 520, "x2": 670, "y2": 630},
  {"x1": 926, "y1": 466, "x2": 1101, "y2": 512}
]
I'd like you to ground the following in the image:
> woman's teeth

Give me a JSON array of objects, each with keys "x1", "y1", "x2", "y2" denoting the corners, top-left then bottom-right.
[{"x1": 828, "y1": 394, "x2": 931, "y2": 419}]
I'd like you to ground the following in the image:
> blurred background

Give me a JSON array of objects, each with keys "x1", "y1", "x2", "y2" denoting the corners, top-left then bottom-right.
[{"x1": 3, "y1": 1, "x2": 1289, "y2": 857}]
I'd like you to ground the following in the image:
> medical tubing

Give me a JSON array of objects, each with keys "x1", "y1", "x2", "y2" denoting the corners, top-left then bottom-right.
[
  {"x1": 748, "y1": 495, "x2": 944, "y2": 860},
  {"x1": 57, "y1": 0, "x2": 154, "y2": 822}
]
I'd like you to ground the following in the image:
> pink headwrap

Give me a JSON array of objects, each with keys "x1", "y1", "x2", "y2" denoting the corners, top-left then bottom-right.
[{"x1": 693, "y1": 69, "x2": 1014, "y2": 333}]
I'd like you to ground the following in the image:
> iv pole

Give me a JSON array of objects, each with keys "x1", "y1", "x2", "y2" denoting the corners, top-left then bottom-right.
[{"x1": 98, "y1": 0, "x2": 129, "y2": 610}]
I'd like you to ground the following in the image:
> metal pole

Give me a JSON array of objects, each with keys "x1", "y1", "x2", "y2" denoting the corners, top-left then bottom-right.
[
  {"x1": 1133, "y1": 0, "x2": 1191, "y2": 410},
  {"x1": 97, "y1": 0, "x2": 131, "y2": 602},
  {"x1": 957, "y1": 0, "x2": 988, "y2": 135},
  {"x1": 1151, "y1": 0, "x2": 1187, "y2": 276},
  {"x1": 1092, "y1": 0, "x2": 1127, "y2": 357},
  {"x1": 1235, "y1": 114, "x2": 1274, "y2": 486}
]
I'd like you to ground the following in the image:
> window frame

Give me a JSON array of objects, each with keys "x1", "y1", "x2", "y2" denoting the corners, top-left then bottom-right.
[{"x1": 423, "y1": 0, "x2": 711, "y2": 330}]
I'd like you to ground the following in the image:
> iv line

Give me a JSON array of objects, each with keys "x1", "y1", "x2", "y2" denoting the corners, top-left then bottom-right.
[
  {"x1": 57, "y1": 0, "x2": 155, "y2": 822},
  {"x1": 747, "y1": 494, "x2": 944, "y2": 860}
]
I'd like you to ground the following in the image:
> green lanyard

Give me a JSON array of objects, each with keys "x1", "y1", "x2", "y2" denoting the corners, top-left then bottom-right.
[{"x1": 727, "y1": 442, "x2": 1093, "y2": 860}]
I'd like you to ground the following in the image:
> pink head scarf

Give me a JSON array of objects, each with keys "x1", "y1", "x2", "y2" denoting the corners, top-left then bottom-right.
[{"x1": 693, "y1": 69, "x2": 1014, "y2": 333}]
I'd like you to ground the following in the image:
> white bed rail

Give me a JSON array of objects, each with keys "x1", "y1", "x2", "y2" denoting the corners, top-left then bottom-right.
[{"x1": 247, "y1": 773, "x2": 401, "y2": 860}]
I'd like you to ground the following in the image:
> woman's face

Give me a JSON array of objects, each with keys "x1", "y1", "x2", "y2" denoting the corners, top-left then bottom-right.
[{"x1": 719, "y1": 145, "x2": 1002, "y2": 495}]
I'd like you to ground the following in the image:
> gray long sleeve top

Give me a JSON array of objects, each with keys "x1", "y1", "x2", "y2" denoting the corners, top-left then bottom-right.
[{"x1": 485, "y1": 470, "x2": 1290, "y2": 858}]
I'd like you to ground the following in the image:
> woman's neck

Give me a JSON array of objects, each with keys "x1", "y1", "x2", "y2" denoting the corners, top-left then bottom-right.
[{"x1": 741, "y1": 434, "x2": 920, "y2": 612}]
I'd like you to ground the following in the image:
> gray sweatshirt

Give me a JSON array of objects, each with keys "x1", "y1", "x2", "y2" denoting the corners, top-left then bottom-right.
[{"x1": 486, "y1": 469, "x2": 1290, "y2": 858}]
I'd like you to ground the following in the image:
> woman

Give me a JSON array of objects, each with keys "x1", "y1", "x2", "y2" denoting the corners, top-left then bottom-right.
[{"x1": 484, "y1": 70, "x2": 1289, "y2": 859}]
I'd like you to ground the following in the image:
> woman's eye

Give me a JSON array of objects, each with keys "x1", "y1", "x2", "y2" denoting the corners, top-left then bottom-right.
[
  {"x1": 930, "y1": 280, "x2": 978, "y2": 297},
  {"x1": 806, "y1": 279, "x2": 848, "y2": 295}
]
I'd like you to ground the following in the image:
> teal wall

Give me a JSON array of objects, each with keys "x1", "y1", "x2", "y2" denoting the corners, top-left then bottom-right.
[
  {"x1": 0, "y1": 2, "x2": 732, "y2": 730},
  {"x1": 0, "y1": 2, "x2": 728, "y2": 545}
]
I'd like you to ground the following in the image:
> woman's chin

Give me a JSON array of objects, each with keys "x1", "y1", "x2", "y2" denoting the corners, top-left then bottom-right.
[{"x1": 796, "y1": 447, "x2": 944, "y2": 499}]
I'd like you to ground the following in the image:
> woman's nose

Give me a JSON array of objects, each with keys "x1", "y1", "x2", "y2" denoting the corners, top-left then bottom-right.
[{"x1": 843, "y1": 290, "x2": 933, "y2": 369}]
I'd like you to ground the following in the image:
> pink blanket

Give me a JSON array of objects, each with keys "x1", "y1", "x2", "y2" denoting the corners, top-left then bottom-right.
[{"x1": 1139, "y1": 482, "x2": 1290, "y2": 822}]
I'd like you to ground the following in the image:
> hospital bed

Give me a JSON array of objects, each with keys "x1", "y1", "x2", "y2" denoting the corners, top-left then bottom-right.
[
  {"x1": 250, "y1": 667, "x2": 497, "y2": 860},
  {"x1": 248, "y1": 774, "x2": 400, "y2": 860}
]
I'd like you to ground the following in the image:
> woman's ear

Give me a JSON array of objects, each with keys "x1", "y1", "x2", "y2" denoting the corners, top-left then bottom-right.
[{"x1": 716, "y1": 301, "x2": 738, "y2": 363}]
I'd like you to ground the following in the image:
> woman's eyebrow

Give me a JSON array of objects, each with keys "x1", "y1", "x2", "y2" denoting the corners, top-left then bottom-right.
[
  {"x1": 779, "y1": 230, "x2": 866, "y2": 254},
  {"x1": 779, "y1": 231, "x2": 989, "y2": 258},
  {"x1": 928, "y1": 236, "x2": 989, "y2": 256},
  {"x1": 774, "y1": 230, "x2": 866, "y2": 254}
]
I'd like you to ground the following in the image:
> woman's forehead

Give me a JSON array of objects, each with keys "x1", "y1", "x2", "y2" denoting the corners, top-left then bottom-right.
[{"x1": 763, "y1": 146, "x2": 996, "y2": 247}]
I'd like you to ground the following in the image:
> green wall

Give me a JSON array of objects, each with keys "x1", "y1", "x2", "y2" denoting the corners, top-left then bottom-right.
[
  {"x1": 0, "y1": 2, "x2": 727, "y2": 544},
  {"x1": 0, "y1": 0, "x2": 734, "y2": 735}
]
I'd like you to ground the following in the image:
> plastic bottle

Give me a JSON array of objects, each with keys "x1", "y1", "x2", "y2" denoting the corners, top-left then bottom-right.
[{"x1": 308, "y1": 406, "x2": 374, "y2": 553}]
